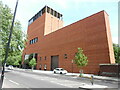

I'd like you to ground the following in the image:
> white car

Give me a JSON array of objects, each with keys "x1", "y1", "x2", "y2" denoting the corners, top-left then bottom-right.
[
  {"x1": 8, "y1": 65, "x2": 14, "y2": 70},
  {"x1": 53, "y1": 68, "x2": 67, "y2": 74}
]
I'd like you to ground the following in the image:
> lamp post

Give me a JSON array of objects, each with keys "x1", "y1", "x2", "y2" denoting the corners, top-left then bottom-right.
[
  {"x1": 72, "y1": 60, "x2": 73, "y2": 74},
  {"x1": 1, "y1": 0, "x2": 19, "y2": 85},
  {"x1": 90, "y1": 75, "x2": 94, "y2": 85}
]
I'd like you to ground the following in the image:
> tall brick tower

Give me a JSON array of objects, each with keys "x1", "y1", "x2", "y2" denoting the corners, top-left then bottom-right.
[
  {"x1": 23, "y1": 6, "x2": 63, "y2": 58},
  {"x1": 28, "y1": 6, "x2": 63, "y2": 36}
]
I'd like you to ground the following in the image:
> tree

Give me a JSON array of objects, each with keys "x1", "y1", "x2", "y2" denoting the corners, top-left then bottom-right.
[
  {"x1": 29, "y1": 58, "x2": 36, "y2": 70},
  {"x1": 73, "y1": 48, "x2": 88, "y2": 76},
  {"x1": 28, "y1": 53, "x2": 34, "y2": 61},
  {"x1": 13, "y1": 60, "x2": 19, "y2": 67},
  {"x1": 24, "y1": 59, "x2": 29, "y2": 65},
  {"x1": 113, "y1": 43, "x2": 120, "y2": 63},
  {"x1": 0, "y1": 1, "x2": 25, "y2": 66}
]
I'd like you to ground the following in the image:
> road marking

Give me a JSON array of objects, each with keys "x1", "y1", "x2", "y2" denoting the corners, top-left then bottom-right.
[
  {"x1": 9, "y1": 80, "x2": 19, "y2": 85},
  {"x1": 40, "y1": 79, "x2": 44, "y2": 80}
]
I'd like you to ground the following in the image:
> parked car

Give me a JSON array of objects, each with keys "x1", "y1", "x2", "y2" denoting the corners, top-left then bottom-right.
[
  {"x1": 8, "y1": 65, "x2": 14, "y2": 70},
  {"x1": 53, "y1": 68, "x2": 67, "y2": 74}
]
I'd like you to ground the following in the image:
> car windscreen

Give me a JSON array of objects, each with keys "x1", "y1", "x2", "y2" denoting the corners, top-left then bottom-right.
[{"x1": 56, "y1": 69, "x2": 59, "y2": 71}]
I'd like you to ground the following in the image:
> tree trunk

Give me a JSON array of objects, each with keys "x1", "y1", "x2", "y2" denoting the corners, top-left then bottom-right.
[
  {"x1": 31, "y1": 66, "x2": 34, "y2": 71},
  {"x1": 79, "y1": 69, "x2": 83, "y2": 77}
]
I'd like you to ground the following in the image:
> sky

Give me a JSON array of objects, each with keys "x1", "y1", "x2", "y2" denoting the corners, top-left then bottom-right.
[{"x1": 1, "y1": 0, "x2": 119, "y2": 44}]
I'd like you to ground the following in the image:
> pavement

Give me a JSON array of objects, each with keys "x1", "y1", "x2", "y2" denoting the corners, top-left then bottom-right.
[
  {"x1": 14, "y1": 68, "x2": 119, "y2": 82},
  {"x1": 2, "y1": 68, "x2": 119, "y2": 89},
  {"x1": 25, "y1": 69, "x2": 120, "y2": 89}
]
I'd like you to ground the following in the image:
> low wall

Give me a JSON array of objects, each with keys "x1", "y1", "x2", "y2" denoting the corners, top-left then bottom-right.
[{"x1": 99, "y1": 64, "x2": 120, "y2": 77}]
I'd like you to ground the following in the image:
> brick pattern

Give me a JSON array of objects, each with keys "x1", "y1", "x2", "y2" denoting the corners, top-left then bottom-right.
[
  {"x1": 22, "y1": 10, "x2": 115, "y2": 75},
  {"x1": 99, "y1": 64, "x2": 119, "y2": 77}
]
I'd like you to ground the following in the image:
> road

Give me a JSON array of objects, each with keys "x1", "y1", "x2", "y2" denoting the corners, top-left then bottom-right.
[{"x1": 2, "y1": 69, "x2": 119, "y2": 90}]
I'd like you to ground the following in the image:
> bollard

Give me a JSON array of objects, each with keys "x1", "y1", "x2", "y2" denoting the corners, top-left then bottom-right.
[{"x1": 90, "y1": 75, "x2": 94, "y2": 85}]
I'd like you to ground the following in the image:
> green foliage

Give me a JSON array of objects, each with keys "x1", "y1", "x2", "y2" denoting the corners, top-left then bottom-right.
[
  {"x1": 113, "y1": 43, "x2": 120, "y2": 63},
  {"x1": 74, "y1": 48, "x2": 88, "y2": 67},
  {"x1": 28, "y1": 53, "x2": 34, "y2": 61},
  {"x1": 24, "y1": 59, "x2": 29, "y2": 65},
  {"x1": 29, "y1": 58, "x2": 36, "y2": 67},
  {"x1": 14, "y1": 60, "x2": 20, "y2": 66},
  {"x1": 0, "y1": 1, "x2": 25, "y2": 66}
]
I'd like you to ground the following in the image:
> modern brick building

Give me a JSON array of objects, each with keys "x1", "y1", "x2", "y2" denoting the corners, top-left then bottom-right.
[{"x1": 22, "y1": 6, "x2": 115, "y2": 74}]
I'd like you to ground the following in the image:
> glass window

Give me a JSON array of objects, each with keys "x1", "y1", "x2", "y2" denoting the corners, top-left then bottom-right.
[
  {"x1": 35, "y1": 37, "x2": 38, "y2": 42},
  {"x1": 42, "y1": 7, "x2": 46, "y2": 14},
  {"x1": 36, "y1": 37, "x2": 38, "y2": 42},
  {"x1": 32, "y1": 39, "x2": 34, "y2": 44},
  {"x1": 54, "y1": 11, "x2": 57, "y2": 17},
  {"x1": 30, "y1": 40, "x2": 31, "y2": 44},
  {"x1": 30, "y1": 37, "x2": 38, "y2": 45},
  {"x1": 56, "y1": 69, "x2": 59, "y2": 71},
  {"x1": 61, "y1": 69, "x2": 64, "y2": 71},
  {"x1": 47, "y1": 6, "x2": 50, "y2": 13},
  {"x1": 38, "y1": 11, "x2": 41, "y2": 17},
  {"x1": 51, "y1": 9, "x2": 53, "y2": 15},
  {"x1": 64, "y1": 54, "x2": 67, "y2": 59}
]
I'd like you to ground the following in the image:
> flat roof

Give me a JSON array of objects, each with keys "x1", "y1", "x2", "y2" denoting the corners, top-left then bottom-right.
[{"x1": 28, "y1": 6, "x2": 63, "y2": 25}]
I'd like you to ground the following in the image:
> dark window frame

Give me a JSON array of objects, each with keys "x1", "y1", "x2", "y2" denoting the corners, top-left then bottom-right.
[
  {"x1": 29, "y1": 37, "x2": 38, "y2": 45},
  {"x1": 64, "y1": 54, "x2": 67, "y2": 59}
]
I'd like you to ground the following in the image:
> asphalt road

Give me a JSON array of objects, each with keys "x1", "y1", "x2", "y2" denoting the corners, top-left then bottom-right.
[{"x1": 1, "y1": 69, "x2": 119, "y2": 90}]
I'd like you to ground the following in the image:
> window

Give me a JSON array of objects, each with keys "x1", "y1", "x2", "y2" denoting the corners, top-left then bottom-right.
[
  {"x1": 29, "y1": 37, "x2": 38, "y2": 45},
  {"x1": 33, "y1": 39, "x2": 35, "y2": 44},
  {"x1": 35, "y1": 37, "x2": 38, "y2": 42},
  {"x1": 31, "y1": 39, "x2": 33, "y2": 44},
  {"x1": 38, "y1": 11, "x2": 41, "y2": 17},
  {"x1": 64, "y1": 54, "x2": 67, "y2": 59},
  {"x1": 54, "y1": 11, "x2": 57, "y2": 17},
  {"x1": 28, "y1": 18, "x2": 33, "y2": 25},
  {"x1": 51, "y1": 9, "x2": 53, "y2": 15},
  {"x1": 42, "y1": 7, "x2": 46, "y2": 14},
  {"x1": 47, "y1": 6, "x2": 50, "y2": 13},
  {"x1": 30, "y1": 40, "x2": 31, "y2": 44},
  {"x1": 58, "y1": 13, "x2": 60, "y2": 19}
]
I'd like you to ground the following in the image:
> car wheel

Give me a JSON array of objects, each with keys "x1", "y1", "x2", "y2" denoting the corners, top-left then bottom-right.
[
  {"x1": 54, "y1": 71, "x2": 56, "y2": 74},
  {"x1": 60, "y1": 72, "x2": 62, "y2": 74}
]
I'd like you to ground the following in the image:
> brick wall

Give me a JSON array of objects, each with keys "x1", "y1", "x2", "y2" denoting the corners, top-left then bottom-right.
[
  {"x1": 22, "y1": 10, "x2": 115, "y2": 75},
  {"x1": 99, "y1": 64, "x2": 119, "y2": 77}
]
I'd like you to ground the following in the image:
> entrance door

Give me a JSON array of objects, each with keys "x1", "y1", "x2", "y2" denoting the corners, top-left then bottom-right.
[{"x1": 51, "y1": 56, "x2": 59, "y2": 71}]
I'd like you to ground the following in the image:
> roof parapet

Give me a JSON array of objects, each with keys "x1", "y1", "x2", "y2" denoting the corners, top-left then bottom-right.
[{"x1": 28, "y1": 6, "x2": 63, "y2": 25}]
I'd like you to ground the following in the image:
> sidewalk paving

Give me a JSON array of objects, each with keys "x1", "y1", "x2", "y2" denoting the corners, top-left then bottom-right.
[{"x1": 14, "y1": 68, "x2": 119, "y2": 82}]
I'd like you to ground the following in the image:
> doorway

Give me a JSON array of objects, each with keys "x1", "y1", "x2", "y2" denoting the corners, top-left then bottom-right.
[{"x1": 51, "y1": 55, "x2": 59, "y2": 70}]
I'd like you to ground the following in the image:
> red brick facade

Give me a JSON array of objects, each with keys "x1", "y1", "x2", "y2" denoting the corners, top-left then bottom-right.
[
  {"x1": 99, "y1": 64, "x2": 119, "y2": 77},
  {"x1": 22, "y1": 6, "x2": 115, "y2": 74}
]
